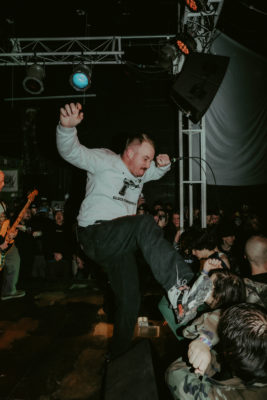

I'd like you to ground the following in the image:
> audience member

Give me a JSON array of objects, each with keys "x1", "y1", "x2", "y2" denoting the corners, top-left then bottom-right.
[
  {"x1": 164, "y1": 211, "x2": 183, "y2": 250},
  {"x1": 152, "y1": 207, "x2": 168, "y2": 228},
  {"x1": 15, "y1": 208, "x2": 35, "y2": 284},
  {"x1": 166, "y1": 303, "x2": 267, "y2": 399},
  {"x1": 0, "y1": 170, "x2": 25, "y2": 300},
  {"x1": 217, "y1": 221, "x2": 241, "y2": 274},
  {"x1": 30, "y1": 205, "x2": 53, "y2": 278},
  {"x1": 236, "y1": 212, "x2": 264, "y2": 256},
  {"x1": 29, "y1": 202, "x2": 38, "y2": 217},
  {"x1": 244, "y1": 235, "x2": 267, "y2": 284},
  {"x1": 175, "y1": 258, "x2": 246, "y2": 325},
  {"x1": 206, "y1": 208, "x2": 221, "y2": 227},
  {"x1": 44, "y1": 207, "x2": 73, "y2": 280},
  {"x1": 181, "y1": 235, "x2": 267, "y2": 360},
  {"x1": 189, "y1": 227, "x2": 230, "y2": 271},
  {"x1": 151, "y1": 200, "x2": 164, "y2": 213}
]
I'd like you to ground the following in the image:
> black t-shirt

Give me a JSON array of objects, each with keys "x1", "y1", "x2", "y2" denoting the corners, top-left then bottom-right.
[{"x1": 250, "y1": 273, "x2": 267, "y2": 284}]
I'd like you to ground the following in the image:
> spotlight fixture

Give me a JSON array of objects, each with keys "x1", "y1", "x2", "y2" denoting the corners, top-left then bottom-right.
[
  {"x1": 175, "y1": 33, "x2": 197, "y2": 55},
  {"x1": 22, "y1": 64, "x2": 45, "y2": 95},
  {"x1": 158, "y1": 44, "x2": 178, "y2": 69},
  {"x1": 70, "y1": 64, "x2": 92, "y2": 91},
  {"x1": 183, "y1": 0, "x2": 208, "y2": 12}
]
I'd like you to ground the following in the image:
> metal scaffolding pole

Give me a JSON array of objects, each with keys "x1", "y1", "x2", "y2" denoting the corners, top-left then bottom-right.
[
  {"x1": 177, "y1": 0, "x2": 224, "y2": 228},
  {"x1": 179, "y1": 115, "x2": 207, "y2": 229}
]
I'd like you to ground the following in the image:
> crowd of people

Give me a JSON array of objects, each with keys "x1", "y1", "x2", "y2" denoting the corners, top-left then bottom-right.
[
  {"x1": 0, "y1": 101, "x2": 266, "y2": 398},
  {"x1": 1, "y1": 170, "x2": 266, "y2": 397}
]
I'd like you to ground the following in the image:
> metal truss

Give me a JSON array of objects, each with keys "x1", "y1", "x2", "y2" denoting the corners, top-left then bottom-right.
[
  {"x1": 0, "y1": 35, "x2": 175, "y2": 67},
  {"x1": 177, "y1": 0, "x2": 225, "y2": 228},
  {"x1": 181, "y1": 0, "x2": 225, "y2": 53}
]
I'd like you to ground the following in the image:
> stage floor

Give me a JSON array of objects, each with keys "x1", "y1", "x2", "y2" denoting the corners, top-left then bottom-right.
[{"x1": 0, "y1": 277, "x2": 181, "y2": 399}]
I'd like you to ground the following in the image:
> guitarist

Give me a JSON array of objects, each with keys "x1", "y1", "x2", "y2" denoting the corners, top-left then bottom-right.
[{"x1": 0, "y1": 170, "x2": 25, "y2": 301}]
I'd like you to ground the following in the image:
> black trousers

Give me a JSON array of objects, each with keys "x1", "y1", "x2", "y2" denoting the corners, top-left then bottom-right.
[{"x1": 77, "y1": 214, "x2": 193, "y2": 358}]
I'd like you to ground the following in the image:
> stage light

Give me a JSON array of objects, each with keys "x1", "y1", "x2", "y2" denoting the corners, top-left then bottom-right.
[
  {"x1": 70, "y1": 64, "x2": 92, "y2": 91},
  {"x1": 158, "y1": 44, "x2": 178, "y2": 69},
  {"x1": 175, "y1": 33, "x2": 197, "y2": 55},
  {"x1": 22, "y1": 64, "x2": 45, "y2": 95},
  {"x1": 183, "y1": 0, "x2": 208, "y2": 12}
]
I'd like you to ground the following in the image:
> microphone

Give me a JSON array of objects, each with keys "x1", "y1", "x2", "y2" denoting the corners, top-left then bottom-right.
[{"x1": 171, "y1": 157, "x2": 182, "y2": 163}]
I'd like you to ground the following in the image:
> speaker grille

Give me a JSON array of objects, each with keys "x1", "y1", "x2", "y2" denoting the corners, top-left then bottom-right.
[{"x1": 171, "y1": 53, "x2": 230, "y2": 123}]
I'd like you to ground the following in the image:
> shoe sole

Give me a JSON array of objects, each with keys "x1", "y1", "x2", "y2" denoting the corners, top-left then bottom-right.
[{"x1": 1, "y1": 294, "x2": 26, "y2": 300}]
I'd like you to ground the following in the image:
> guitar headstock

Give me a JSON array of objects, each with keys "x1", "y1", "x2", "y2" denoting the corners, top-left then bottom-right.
[{"x1": 28, "y1": 189, "x2": 38, "y2": 202}]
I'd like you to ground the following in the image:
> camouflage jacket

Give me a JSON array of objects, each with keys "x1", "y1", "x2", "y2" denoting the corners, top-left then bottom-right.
[
  {"x1": 183, "y1": 308, "x2": 221, "y2": 346},
  {"x1": 183, "y1": 278, "x2": 267, "y2": 347},
  {"x1": 244, "y1": 277, "x2": 267, "y2": 308},
  {"x1": 166, "y1": 356, "x2": 267, "y2": 400}
]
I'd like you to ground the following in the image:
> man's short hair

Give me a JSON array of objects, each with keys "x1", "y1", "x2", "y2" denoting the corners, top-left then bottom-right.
[
  {"x1": 125, "y1": 133, "x2": 155, "y2": 151},
  {"x1": 188, "y1": 227, "x2": 218, "y2": 251},
  {"x1": 245, "y1": 235, "x2": 267, "y2": 266},
  {"x1": 218, "y1": 222, "x2": 236, "y2": 239},
  {"x1": 218, "y1": 303, "x2": 267, "y2": 383}
]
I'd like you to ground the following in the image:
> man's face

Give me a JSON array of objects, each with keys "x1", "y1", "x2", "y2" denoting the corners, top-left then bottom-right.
[
  {"x1": 127, "y1": 142, "x2": 155, "y2": 177},
  {"x1": 23, "y1": 209, "x2": 32, "y2": 220},
  {"x1": 172, "y1": 213, "x2": 180, "y2": 227},
  {"x1": 55, "y1": 211, "x2": 64, "y2": 225},
  {"x1": 223, "y1": 235, "x2": 235, "y2": 247},
  {"x1": 210, "y1": 214, "x2": 220, "y2": 225},
  {"x1": 137, "y1": 208, "x2": 145, "y2": 215},
  {"x1": 0, "y1": 172, "x2": 5, "y2": 192},
  {"x1": 192, "y1": 249, "x2": 207, "y2": 260},
  {"x1": 31, "y1": 207, "x2": 37, "y2": 216}
]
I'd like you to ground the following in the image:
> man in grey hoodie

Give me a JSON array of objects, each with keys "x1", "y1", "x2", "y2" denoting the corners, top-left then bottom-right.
[{"x1": 56, "y1": 102, "x2": 195, "y2": 359}]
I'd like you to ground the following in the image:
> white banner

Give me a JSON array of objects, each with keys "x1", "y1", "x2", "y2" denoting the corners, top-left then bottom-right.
[{"x1": 205, "y1": 33, "x2": 267, "y2": 186}]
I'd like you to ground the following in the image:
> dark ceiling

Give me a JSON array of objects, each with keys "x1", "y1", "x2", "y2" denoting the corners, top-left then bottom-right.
[
  {"x1": 0, "y1": 0, "x2": 267, "y2": 159},
  {"x1": 1, "y1": 0, "x2": 178, "y2": 38},
  {"x1": 1, "y1": 0, "x2": 267, "y2": 54}
]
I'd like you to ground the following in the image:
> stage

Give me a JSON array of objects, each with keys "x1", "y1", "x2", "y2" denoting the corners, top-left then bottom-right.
[{"x1": 0, "y1": 276, "x2": 180, "y2": 399}]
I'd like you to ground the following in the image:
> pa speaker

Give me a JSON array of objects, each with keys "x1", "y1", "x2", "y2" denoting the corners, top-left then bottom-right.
[
  {"x1": 171, "y1": 52, "x2": 229, "y2": 123},
  {"x1": 104, "y1": 339, "x2": 159, "y2": 400}
]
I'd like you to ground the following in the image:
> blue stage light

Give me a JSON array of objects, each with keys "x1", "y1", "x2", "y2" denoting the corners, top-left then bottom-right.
[
  {"x1": 72, "y1": 73, "x2": 89, "y2": 89},
  {"x1": 70, "y1": 64, "x2": 91, "y2": 91}
]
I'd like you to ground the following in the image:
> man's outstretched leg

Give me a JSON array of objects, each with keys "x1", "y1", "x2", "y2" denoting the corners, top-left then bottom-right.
[{"x1": 78, "y1": 215, "x2": 195, "y2": 315}]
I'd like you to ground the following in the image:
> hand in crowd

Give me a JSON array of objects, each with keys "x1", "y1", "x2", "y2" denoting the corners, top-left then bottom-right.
[
  {"x1": 188, "y1": 338, "x2": 211, "y2": 375},
  {"x1": 54, "y1": 252, "x2": 63, "y2": 262},
  {"x1": 157, "y1": 216, "x2": 167, "y2": 228},
  {"x1": 156, "y1": 154, "x2": 170, "y2": 167},
  {"x1": 17, "y1": 224, "x2": 26, "y2": 232},
  {"x1": 174, "y1": 229, "x2": 183, "y2": 243},
  {"x1": 0, "y1": 241, "x2": 9, "y2": 251},
  {"x1": 60, "y1": 103, "x2": 84, "y2": 128},
  {"x1": 6, "y1": 230, "x2": 18, "y2": 241},
  {"x1": 75, "y1": 255, "x2": 85, "y2": 269},
  {"x1": 137, "y1": 196, "x2": 145, "y2": 207},
  {"x1": 32, "y1": 231, "x2": 42, "y2": 238},
  {"x1": 202, "y1": 258, "x2": 222, "y2": 274}
]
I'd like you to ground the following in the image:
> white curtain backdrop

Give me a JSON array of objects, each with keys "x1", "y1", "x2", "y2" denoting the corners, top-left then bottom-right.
[{"x1": 202, "y1": 33, "x2": 267, "y2": 186}]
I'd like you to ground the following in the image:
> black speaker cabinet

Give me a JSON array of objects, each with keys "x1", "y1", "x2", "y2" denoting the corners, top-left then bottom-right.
[
  {"x1": 104, "y1": 339, "x2": 159, "y2": 400},
  {"x1": 171, "y1": 52, "x2": 230, "y2": 123}
]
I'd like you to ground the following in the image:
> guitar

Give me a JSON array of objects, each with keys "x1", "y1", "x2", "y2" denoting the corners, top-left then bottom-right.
[{"x1": 0, "y1": 189, "x2": 38, "y2": 270}]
